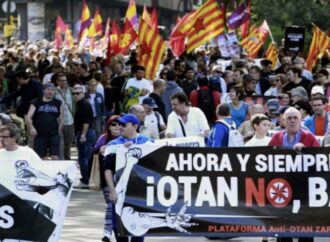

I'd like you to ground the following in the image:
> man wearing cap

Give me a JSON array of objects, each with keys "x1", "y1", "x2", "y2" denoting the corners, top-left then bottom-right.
[
  {"x1": 26, "y1": 83, "x2": 63, "y2": 160},
  {"x1": 103, "y1": 113, "x2": 153, "y2": 242},
  {"x1": 304, "y1": 97, "x2": 329, "y2": 136},
  {"x1": 142, "y1": 97, "x2": 166, "y2": 139},
  {"x1": 266, "y1": 99, "x2": 280, "y2": 126}
]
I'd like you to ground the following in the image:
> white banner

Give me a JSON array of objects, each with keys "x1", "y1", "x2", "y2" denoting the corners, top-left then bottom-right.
[{"x1": 0, "y1": 159, "x2": 76, "y2": 241}]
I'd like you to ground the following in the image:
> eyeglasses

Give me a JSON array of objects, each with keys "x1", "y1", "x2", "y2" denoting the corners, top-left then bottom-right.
[
  {"x1": 72, "y1": 92, "x2": 82, "y2": 95},
  {"x1": 110, "y1": 122, "x2": 120, "y2": 127},
  {"x1": 0, "y1": 135, "x2": 11, "y2": 138}
]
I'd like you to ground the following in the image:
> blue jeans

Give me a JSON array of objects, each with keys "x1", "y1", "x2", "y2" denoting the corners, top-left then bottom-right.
[{"x1": 76, "y1": 129, "x2": 96, "y2": 184}]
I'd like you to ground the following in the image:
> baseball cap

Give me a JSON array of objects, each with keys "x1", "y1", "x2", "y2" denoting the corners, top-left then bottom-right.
[
  {"x1": 266, "y1": 98, "x2": 280, "y2": 111},
  {"x1": 43, "y1": 83, "x2": 55, "y2": 90},
  {"x1": 311, "y1": 85, "x2": 324, "y2": 95},
  {"x1": 142, "y1": 97, "x2": 158, "y2": 109},
  {"x1": 118, "y1": 114, "x2": 140, "y2": 126}
]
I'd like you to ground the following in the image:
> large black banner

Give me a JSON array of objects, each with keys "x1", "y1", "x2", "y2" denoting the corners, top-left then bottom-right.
[{"x1": 114, "y1": 145, "x2": 330, "y2": 237}]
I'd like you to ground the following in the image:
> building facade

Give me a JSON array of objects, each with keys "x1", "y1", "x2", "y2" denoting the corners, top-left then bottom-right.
[{"x1": 0, "y1": 0, "x2": 196, "y2": 41}]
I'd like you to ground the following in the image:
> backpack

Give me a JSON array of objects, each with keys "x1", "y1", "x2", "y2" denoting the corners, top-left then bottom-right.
[
  {"x1": 197, "y1": 89, "x2": 216, "y2": 123},
  {"x1": 219, "y1": 120, "x2": 244, "y2": 147}
]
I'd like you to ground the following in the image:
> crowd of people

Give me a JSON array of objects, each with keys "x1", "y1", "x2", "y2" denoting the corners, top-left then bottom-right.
[{"x1": 0, "y1": 39, "x2": 330, "y2": 242}]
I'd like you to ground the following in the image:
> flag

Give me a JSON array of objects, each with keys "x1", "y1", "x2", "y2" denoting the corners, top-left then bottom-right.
[
  {"x1": 64, "y1": 25, "x2": 74, "y2": 49},
  {"x1": 138, "y1": 18, "x2": 166, "y2": 80},
  {"x1": 150, "y1": 6, "x2": 159, "y2": 32},
  {"x1": 78, "y1": 1, "x2": 91, "y2": 40},
  {"x1": 88, "y1": 7, "x2": 103, "y2": 37},
  {"x1": 142, "y1": 4, "x2": 151, "y2": 25},
  {"x1": 55, "y1": 16, "x2": 66, "y2": 49},
  {"x1": 110, "y1": 19, "x2": 120, "y2": 55},
  {"x1": 306, "y1": 24, "x2": 330, "y2": 71},
  {"x1": 241, "y1": 20, "x2": 270, "y2": 58},
  {"x1": 184, "y1": 0, "x2": 226, "y2": 53},
  {"x1": 227, "y1": 2, "x2": 250, "y2": 30},
  {"x1": 101, "y1": 17, "x2": 111, "y2": 50},
  {"x1": 117, "y1": 19, "x2": 137, "y2": 54},
  {"x1": 240, "y1": 0, "x2": 250, "y2": 38},
  {"x1": 265, "y1": 42, "x2": 279, "y2": 69},
  {"x1": 105, "y1": 19, "x2": 120, "y2": 65},
  {"x1": 125, "y1": 0, "x2": 138, "y2": 29}
]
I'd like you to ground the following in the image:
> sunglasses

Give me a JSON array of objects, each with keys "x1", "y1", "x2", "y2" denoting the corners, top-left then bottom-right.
[
  {"x1": 110, "y1": 122, "x2": 120, "y2": 127},
  {"x1": 72, "y1": 92, "x2": 82, "y2": 95}
]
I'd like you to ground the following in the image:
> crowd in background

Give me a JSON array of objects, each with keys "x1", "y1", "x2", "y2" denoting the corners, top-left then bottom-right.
[{"x1": 0, "y1": 38, "x2": 330, "y2": 242}]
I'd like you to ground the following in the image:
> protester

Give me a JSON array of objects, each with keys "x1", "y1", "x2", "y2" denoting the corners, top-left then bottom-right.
[
  {"x1": 207, "y1": 103, "x2": 236, "y2": 147},
  {"x1": 103, "y1": 113, "x2": 153, "y2": 242},
  {"x1": 73, "y1": 84, "x2": 96, "y2": 187},
  {"x1": 228, "y1": 85, "x2": 251, "y2": 127},
  {"x1": 0, "y1": 123, "x2": 41, "y2": 161},
  {"x1": 304, "y1": 96, "x2": 329, "y2": 136},
  {"x1": 245, "y1": 114, "x2": 271, "y2": 146},
  {"x1": 166, "y1": 92, "x2": 210, "y2": 138},
  {"x1": 54, "y1": 72, "x2": 75, "y2": 160},
  {"x1": 149, "y1": 79, "x2": 167, "y2": 122},
  {"x1": 161, "y1": 70, "x2": 183, "y2": 117},
  {"x1": 25, "y1": 83, "x2": 63, "y2": 160},
  {"x1": 269, "y1": 107, "x2": 318, "y2": 242},
  {"x1": 93, "y1": 115, "x2": 121, "y2": 242}
]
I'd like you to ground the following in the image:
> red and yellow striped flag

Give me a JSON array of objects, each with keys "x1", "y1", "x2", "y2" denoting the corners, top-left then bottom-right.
[
  {"x1": 138, "y1": 18, "x2": 166, "y2": 80},
  {"x1": 265, "y1": 42, "x2": 278, "y2": 69},
  {"x1": 183, "y1": 0, "x2": 225, "y2": 53},
  {"x1": 241, "y1": 20, "x2": 269, "y2": 58},
  {"x1": 306, "y1": 24, "x2": 330, "y2": 71}
]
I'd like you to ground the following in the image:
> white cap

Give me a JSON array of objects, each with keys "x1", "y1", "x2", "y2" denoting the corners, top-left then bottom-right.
[{"x1": 311, "y1": 85, "x2": 324, "y2": 95}]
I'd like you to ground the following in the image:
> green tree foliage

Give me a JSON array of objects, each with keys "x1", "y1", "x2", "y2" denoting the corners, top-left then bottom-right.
[{"x1": 252, "y1": 0, "x2": 330, "y2": 45}]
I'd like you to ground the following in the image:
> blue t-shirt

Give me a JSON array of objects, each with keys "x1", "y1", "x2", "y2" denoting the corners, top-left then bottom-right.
[{"x1": 229, "y1": 102, "x2": 249, "y2": 128}]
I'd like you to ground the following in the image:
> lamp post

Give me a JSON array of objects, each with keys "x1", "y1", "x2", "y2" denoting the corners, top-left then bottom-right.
[{"x1": 6, "y1": 0, "x2": 11, "y2": 45}]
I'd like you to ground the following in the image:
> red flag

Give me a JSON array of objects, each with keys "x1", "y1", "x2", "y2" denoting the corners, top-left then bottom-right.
[
  {"x1": 55, "y1": 16, "x2": 66, "y2": 49},
  {"x1": 117, "y1": 19, "x2": 137, "y2": 54},
  {"x1": 240, "y1": 0, "x2": 250, "y2": 38},
  {"x1": 150, "y1": 6, "x2": 159, "y2": 32},
  {"x1": 168, "y1": 11, "x2": 195, "y2": 57},
  {"x1": 105, "y1": 19, "x2": 120, "y2": 65}
]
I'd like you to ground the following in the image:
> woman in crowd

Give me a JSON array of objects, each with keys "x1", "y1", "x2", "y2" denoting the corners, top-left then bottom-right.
[
  {"x1": 293, "y1": 99, "x2": 313, "y2": 126},
  {"x1": 228, "y1": 85, "x2": 251, "y2": 128},
  {"x1": 93, "y1": 115, "x2": 121, "y2": 242}
]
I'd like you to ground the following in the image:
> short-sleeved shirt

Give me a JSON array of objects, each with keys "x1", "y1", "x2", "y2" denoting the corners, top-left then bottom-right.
[
  {"x1": 166, "y1": 107, "x2": 210, "y2": 138},
  {"x1": 31, "y1": 98, "x2": 62, "y2": 137}
]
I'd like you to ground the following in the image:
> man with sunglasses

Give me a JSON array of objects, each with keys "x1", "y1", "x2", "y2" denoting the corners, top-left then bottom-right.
[
  {"x1": 104, "y1": 113, "x2": 153, "y2": 242},
  {"x1": 73, "y1": 84, "x2": 96, "y2": 188}
]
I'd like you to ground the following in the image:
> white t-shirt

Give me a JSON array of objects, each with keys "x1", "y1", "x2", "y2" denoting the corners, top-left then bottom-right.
[
  {"x1": 245, "y1": 136, "x2": 271, "y2": 146},
  {"x1": 143, "y1": 111, "x2": 165, "y2": 139},
  {"x1": 125, "y1": 77, "x2": 153, "y2": 103},
  {"x1": 166, "y1": 107, "x2": 210, "y2": 138}
]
